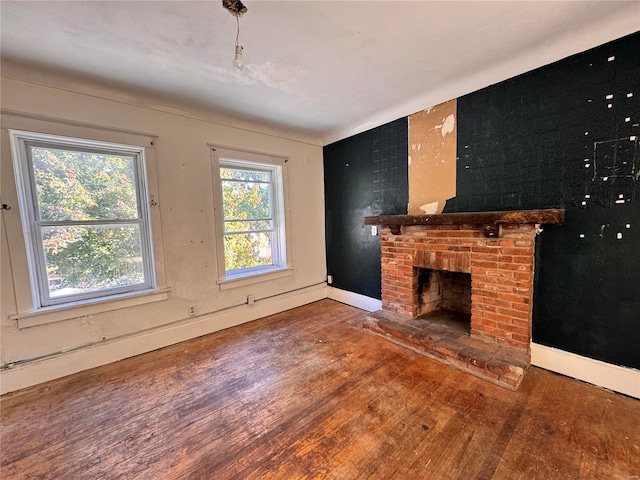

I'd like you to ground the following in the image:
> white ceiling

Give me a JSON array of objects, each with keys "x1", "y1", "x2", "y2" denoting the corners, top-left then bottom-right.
[{"x1": 1, "y1": 1, "x2": 639, "y2": 144}]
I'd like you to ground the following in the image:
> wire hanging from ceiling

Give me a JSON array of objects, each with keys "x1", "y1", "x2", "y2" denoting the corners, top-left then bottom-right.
[{"x1": 222, "y1": 0, "x2": 247, "y2": 71}]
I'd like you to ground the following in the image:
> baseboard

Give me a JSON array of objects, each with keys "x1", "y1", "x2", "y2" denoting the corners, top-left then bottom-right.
[
  {"x1": 327, "y1": 287, "x2": 382, "y2": 312},
  {"x1": 531, "y1": 343, "x2": 640, "y2": 399},
  {"x1": 7, "y1": 290, "x2": 636, "y2": 399},
  {"x1": 0, "y1": 284, "x2": 327, "y2": 395}
]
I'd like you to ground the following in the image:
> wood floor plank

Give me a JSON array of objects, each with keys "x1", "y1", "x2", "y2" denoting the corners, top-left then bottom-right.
[
  {"x1": 1, "y1": 299, "x2": 638, "y2": 479},
  {"x1": 493, "y1": 368, "x2": 640, "y2": 480}
]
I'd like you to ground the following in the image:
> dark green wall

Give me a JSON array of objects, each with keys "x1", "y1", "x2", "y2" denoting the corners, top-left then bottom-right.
[
  {"x1": 323, "y1": 31, "x2": 639, "y2": 369},
  {"x1": 324, "y1": 119, "x2": 408, "y2": 299},
  {"x1": 446, "y1": 32, "x2": 639, "y2": 369}
]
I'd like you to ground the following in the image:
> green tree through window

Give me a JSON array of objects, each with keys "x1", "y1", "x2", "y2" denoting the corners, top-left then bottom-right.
[
  {"x1": 10, "y1": 131, "x2": 155, "y2": 307},
  {"x1": 221, "y1": 167, "x2": 273, "y2": 271},
  {"x1": 33, "y1": 147, "x2": 144, "y2": 293},
  {"x1": 215, "y1": 155, "x2": 287, "y2": 279}
]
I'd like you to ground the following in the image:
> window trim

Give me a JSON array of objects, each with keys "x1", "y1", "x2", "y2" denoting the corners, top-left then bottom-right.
[
  {"x1": 9, "y1": 130, "x2": 157, "y2": 309},
  {"x1": 10, "y1": 288, "x2": 171, "y2": 329},
  {"x1": 210, "y1": 146, "x2": 290, "y2": 284}
]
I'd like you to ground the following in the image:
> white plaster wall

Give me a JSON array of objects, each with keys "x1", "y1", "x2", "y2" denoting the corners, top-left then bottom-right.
[{"x1": 0, "y1": 71, "x2": 326, "y2": 391}]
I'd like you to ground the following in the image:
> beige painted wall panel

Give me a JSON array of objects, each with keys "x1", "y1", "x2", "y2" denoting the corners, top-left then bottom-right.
[{"x1": 408, "y1": 100, "x2": 457, "y2": 215}]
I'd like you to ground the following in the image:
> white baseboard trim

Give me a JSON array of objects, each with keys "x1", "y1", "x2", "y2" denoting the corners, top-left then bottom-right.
[
  {"x1": 327, "y1": 287, "x2": 382, "y2": 312},
  {"x1": 7, "y1": 289, "x2": 636, "y2": 399},
  {"x1": 0, "y1": 284, "x2": 327, "y2": 395},
  {"x1": 531, "y1": 343, "x2": 640, "y2": 399}
]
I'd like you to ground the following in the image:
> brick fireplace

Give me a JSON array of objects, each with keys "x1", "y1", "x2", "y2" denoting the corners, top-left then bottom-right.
[{"x1": 363, "y1": 209, "x2": 564, "y2": 389}]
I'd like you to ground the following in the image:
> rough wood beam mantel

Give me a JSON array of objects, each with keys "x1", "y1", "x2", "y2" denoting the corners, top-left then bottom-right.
[{"x1": 364, "y1": 209, "x2": 565, "y2": 227}]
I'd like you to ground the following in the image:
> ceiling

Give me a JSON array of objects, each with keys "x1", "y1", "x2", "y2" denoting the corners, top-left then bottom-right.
[{"x1": 1, "y1": 1, "x2": 639, "y2": 145}]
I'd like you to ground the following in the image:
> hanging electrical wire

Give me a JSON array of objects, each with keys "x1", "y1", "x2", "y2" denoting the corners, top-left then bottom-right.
[
  {"x1": 221, "y1": 0, "x2": 247, "y2": 71},
  {"x1": 234, "y1": 15, "x2": 243, "y2": 70}
]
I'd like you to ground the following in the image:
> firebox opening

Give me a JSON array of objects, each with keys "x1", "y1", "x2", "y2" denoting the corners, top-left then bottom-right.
[{"x1": 416, "y1": 268, "x2": 471, "y2": 332}]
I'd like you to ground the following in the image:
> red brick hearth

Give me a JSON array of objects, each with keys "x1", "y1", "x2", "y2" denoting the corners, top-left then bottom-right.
[{"x1": 363, "y1": 209, "x2": 565, "y2": 390}]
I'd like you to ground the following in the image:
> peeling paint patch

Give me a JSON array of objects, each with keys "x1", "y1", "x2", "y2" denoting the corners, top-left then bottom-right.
[
  {"x1": 408, "y1": 99, "x2": 456, "y2": 215},
  {"x1": 149, "y1": 53, "x2": 307, "y2": 92},
  {"x1": 149, "y1": 49, "x2": 255, "y2": 86},
  {"x1": 419, "y1": 202, "x2": 439, "y2": 214},
  {"x1": 441, "y1": 114, "x2": 455, "y2": 137},
  {"x1": 245, "y1": 62, "x2": 308, "y2": 91}
]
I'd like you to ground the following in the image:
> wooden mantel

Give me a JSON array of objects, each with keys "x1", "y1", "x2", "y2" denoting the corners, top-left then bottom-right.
[{"x1": 364, "y1": 209, "x2": 565, "y2": 237}]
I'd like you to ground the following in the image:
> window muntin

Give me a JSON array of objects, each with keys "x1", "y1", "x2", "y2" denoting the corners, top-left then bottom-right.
[
  {"x1": 217, "y1": 157, "x2": 286, "y2": 279},
  {"x1": 10, "y1": 131, "x2": 156, "y2": 308}
]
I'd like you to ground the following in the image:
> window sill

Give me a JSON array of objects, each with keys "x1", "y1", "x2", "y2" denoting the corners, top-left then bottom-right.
[
  {"x1": 11, "y1": 287, "x2": 171, "y2": 329},
  {"x1": 217, "y1": 267, "x2": 294, "y2": 291}
]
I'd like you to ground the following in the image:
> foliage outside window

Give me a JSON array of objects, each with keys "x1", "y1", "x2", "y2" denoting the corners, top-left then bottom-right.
[
  {"x1": 216, "y1": 156, "x2": 287, "y2": 279},
  {"x1": 10, "y1": 131, "x2": 156, "y2": 308}
]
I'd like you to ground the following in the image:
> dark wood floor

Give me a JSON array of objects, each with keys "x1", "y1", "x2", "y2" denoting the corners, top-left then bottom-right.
[{"x1": 1, "y1": 299, "x2": 638, "y2": 479}]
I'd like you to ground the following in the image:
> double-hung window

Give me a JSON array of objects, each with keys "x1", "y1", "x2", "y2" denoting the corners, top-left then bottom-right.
[
  {"x1": 9, "y1": 130, "x2": 156, "y2": 308},
  {"x1": 212, "y1": 148, "x2": 289, "y2": 281}
]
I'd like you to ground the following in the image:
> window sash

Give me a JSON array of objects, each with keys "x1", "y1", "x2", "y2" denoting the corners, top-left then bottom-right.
[
  {"x1": 10, "y1": 131, "x2": 157, "y2": 308},
  {"x1": 221, "y1": 178, "x2": 271, "y2": 185},
  {"x1": 224, "y1": 229, "x2": 274, "y2": 236},
  {"x1": 25, "y1": 141, "x2": 142, "y2": 223},
  {"x1": 217, "y1": 157, "x2": 285, "y2": 277}
]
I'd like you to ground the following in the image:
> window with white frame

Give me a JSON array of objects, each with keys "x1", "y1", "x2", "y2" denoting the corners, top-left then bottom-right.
[
  {"x1": 9, "y1": 130, "x2": 156, "y2": 308},
  {"x1": 212, "y1": 150, "x2": 288, "y2": 280}
]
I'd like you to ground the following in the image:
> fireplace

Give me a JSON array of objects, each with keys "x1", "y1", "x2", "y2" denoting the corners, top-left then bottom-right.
[
  {"x1": 416, "y1": 269, "x2": 471, "y2": 318},
  {"x1": 363, "y1": 209, "x2": 564, "y2": 389}
]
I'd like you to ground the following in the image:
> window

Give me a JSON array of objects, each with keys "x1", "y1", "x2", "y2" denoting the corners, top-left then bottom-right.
[
  {"x1": 10, "y1": 130, "x2": 156, "y2": 308},
  {"x1": 212, "y1": 148, "x2": 289, "y2": 281}
]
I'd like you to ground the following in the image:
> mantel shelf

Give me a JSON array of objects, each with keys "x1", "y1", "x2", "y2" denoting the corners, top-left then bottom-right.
[{"x1": 364, "y1": 209, "x2": 565, "y2": 227}]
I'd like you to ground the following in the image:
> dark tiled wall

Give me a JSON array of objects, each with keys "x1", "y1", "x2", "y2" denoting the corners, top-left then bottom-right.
[
  {"x1": 448, "y1": 36, "x2": 638, "y2": 212},
  {"x1": 446, "y1": 32, "x2": 640, "y2": 369},
  {"x1": 324, "y1": 119, "x2": 408, "y2": 299}
]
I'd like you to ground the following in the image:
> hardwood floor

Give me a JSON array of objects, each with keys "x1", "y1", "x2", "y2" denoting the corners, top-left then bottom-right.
[{"x1": 1, "y1": 299, "x2": 638, "y2": 479}]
